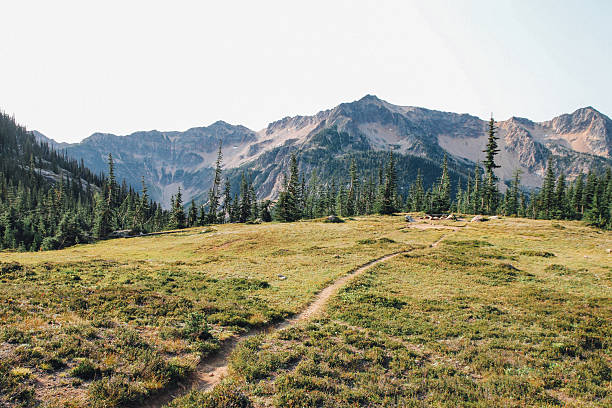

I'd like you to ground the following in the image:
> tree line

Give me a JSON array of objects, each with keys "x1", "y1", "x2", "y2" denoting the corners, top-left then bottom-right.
[
  {"x1": 0, "y1": 112, "x2": 170, "y2": 251},
  {"x1": 2, "y1": 111, "x2": 610, "y2": 253}
]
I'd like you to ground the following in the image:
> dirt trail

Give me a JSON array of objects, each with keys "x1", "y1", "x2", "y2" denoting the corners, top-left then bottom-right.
[{"x1": 144, "y1": 233, "x2": 450, "y2": 408}]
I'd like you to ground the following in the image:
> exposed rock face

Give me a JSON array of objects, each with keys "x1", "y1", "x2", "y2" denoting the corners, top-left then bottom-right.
[{"x1": 37, "y1": 96, "x2": 612, "y2": 207}]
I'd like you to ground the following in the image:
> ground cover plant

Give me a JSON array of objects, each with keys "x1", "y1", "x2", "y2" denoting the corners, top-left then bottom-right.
[
  {"x1": 0, "y1": 216, "x2": 438, "y2": 407},
  {"x1": 200, "y1": 218, "x2": 611, "y2": 408}
]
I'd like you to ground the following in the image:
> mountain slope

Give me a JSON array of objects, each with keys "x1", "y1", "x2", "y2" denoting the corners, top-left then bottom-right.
[{"x1": 40, "y1": 96, "x2": 612, "y2": 207}]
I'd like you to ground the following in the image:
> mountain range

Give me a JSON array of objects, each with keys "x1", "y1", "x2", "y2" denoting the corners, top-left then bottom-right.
[{"x1": 36, "y1": 95, "x2": 612, "y2": 207}]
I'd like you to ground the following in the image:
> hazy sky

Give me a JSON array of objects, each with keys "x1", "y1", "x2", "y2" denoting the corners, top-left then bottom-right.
[{"x1": 1, "y1": 0, "x2": 610, "y2": 143}]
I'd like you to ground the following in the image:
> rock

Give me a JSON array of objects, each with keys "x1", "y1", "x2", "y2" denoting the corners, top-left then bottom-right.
[
  {"x1": 489, "y1": 215, "x2": 500, "y2": 220},
  {"x1": 278, "y1": 274, "x2": 287, "y2": 280},
  {"x1": 326, "y1": 215, "x2": 343, "y2": 223},
  {"x1": 445, "y1": 214, "x2": 456, "y2": 220},
  {"x1": 405, "y1": 215, "x2": 415, "y2": 222},
  {"x1": 471, "y1": 215, "x2": 488, "y2": 222},
  {"x1": 254, "y1": 218, "x2": 263, "y2": 224},
  {"x1": 606, "y1": 248, "x2": 611, "y2": 254}
]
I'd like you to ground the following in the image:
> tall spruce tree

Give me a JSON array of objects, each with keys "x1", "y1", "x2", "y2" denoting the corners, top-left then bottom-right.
[
  {"x1": 169, "y1": 187, "x2": 186, "y2": 229},
  {"x1": 207, "y1": 140, "x2": 223, "y2": 224},
  {"x1": 346, "y1": 159, "x2": 358, "y2": 216},
  {"x1": 482, "y1": 117, "x2": 500, "y2": 214},
  {"x1": 378, "y1": 152, "x2": 398, "y2": 215}
]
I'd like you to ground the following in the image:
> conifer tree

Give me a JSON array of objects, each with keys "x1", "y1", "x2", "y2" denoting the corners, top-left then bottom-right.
[
  {"x1": 378, "y1": 152, "x2": 398, "y2": 215},
  {"x1": 207, "y1": 140, "x2": 223, "y2": 224},
  {"x1": 541, "y1": 157, "x2": 556, "y2": 219},
  {"x1": 239, "y1": 173, "x2": 252, "y2": 223},
  {"x1": 431, "y1": 154, "x2": 451, "y2": 213},
  {"x1": 188, "y1": 199, "x2": 198, "y2": 227},
  {"x1": 277, "y1": 153, "x2": 302, "y2": 221},
  {"x1": 482, "y1": 118, "x2": 500, "y2": 214},
  {"x1": 346, "y1": 159, "x2": 358, "y2": 216},
  {"x1": 169, "y1": 187, "x2": 186, "y2": 229},
  {"x1": 221, "y1": 178, "x2": 232, "y2": 223},
  {"x1": 93, "y1": 193, "x2": 111, "y2": 239}
]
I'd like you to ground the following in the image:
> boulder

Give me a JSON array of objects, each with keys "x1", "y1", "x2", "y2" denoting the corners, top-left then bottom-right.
[
  {"x1": 445, "y1": 213, "x2": 456, "y2": 220},
  {"x1": 405, "y1": 215, "x2": 415, "y2": 222},
  {"x1": 326, "y1": 215, "x2": 343, "y2": 223},
  {"x1": 471, "y1": 215, "x2": 488, "y2": 222}
]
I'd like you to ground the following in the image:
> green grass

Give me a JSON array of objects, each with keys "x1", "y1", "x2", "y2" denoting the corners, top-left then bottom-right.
[
  {"x1": 1, "y1": 217, "x2": 610, "y2": 407},
  {"x1": 215, "y1": 218, "x2": 612, "y2": 407},
  {"x1": 0, "y1": 216, "x2": 435, "y2": 406}
]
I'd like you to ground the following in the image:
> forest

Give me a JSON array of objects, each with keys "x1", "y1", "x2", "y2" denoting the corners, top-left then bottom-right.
[{"x1": 1, "y1": 114, "x2": 611, "y2": 253}]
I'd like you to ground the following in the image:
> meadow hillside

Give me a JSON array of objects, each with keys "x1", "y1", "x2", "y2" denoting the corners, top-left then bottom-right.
[{"x1": 0, "y1": 216, "x2": 610, "y2": 407}]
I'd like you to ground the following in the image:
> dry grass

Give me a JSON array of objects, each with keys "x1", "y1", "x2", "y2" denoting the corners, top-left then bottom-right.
[
  {"x1": 1, "y1": 216, "x2": 442, "y2": 407},
  {"x1": 204, "y1": 218, "x2": 611, "y2": 408}
]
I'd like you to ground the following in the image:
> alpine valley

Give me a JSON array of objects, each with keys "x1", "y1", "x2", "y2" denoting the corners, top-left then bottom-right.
[{"x1": 36, "y1": 95, "x2": 612, "y2": 207}]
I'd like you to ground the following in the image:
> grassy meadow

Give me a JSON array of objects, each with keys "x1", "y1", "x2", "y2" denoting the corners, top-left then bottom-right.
[
  {"x1": 174, "y1": 218, "x2": 611, "y2": 408},
  {"x1": 0, "y1": 216, "x2": 610, "y2": 407},
  {"x1": 0, "y1": 216, "x2": 439, "y2": 407}
]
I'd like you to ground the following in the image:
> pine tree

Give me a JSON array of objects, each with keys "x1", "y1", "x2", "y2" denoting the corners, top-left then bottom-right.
[
  {"x1": 239, "y1": 173, "x2": 252, "y2": 223},
  {"x1": 93, "y1": 193, "x2": 111, "y2": 239},
  {"x1": 471, "y1": 164, "x2": 483, "y2": 214},
  {"x1": 554, "y1": 173, "x2": 567, "y2": 219},
  {"x1": 188, "y1": 199, "x2": 198, "y2": 227},
  {"x1": 107, "y1": 153, "x2": 118, "y2": 209},
  {"x1": 506, "y1": 169, "x2": 521, "y2": 216},
  {"x1": 542, "y1": 157, "x2": 556, "y2": 219},
  {"x1": 346, "y1": 159, "x2": 358, "y2": 216},
  {"x1": 207, "y1": 140, "x2": 223, "y2": 224},
  {"x1": 410, "y1": 170, "x2": 425, "y2": 212},
  {"x1": 379, "y1": 152, "x2": 398, "y2": 215},
  {"x1": 221, "y1": 178, "x2": 232, "y2": 223},
  {"x1": 482, "y1": 118, "x2": 500, "y2": 214},
  {"x1": 572, "y1": 174, "x2": 584, "y2": 216},
  {"x1": 431, "y1": 154, "x2": 451, "y2": 213},
  {"x1": 277, "y1": 153, "x2": 302, "y2": 221},
  {"x1": 169, "y1": 187, "x2": 186, "y2": 229}
]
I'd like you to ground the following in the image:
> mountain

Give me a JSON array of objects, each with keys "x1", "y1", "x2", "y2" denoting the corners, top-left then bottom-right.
[{"x1": 39, "y1": 96, "x2": 612, "y2": 207}]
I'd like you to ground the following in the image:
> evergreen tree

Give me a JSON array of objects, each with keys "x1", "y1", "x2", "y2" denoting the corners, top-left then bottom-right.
[
  {"x1": 482, "y1": 118, "x2": 500, "y2": 214},
  {"x1": 93, "y1": 193, "x2": 111, "y2": 240},
  {"x1": 238, "y1": 173, "x2": 252, "y2": 223},
  {"x1": 207, "y1": 140, "x2": 223, "y2": 224},
  {"x1": 188, "y1": 199, "x2": 198, "y2": 227},
  {"x1": 169, "y1": 187, "x2": 186, "y2": 229},
  {"x1": 276, "y1": 153, "x2": 302, "y2": 221},
  {"x1": 346, "y1": 159, "x2": 358, "y2": 216},
  {"x1": 379, "y1": 152, "x2": 398, "y2": 215},
  {"x1": 221, "y1": 178, "x2": 232, "y2": 223},
  {"x1": 541, "y1": 157, "x2": 556, "y2": 219},
  {"x1": 431, "y1": 154, "x2": 451, "y2": 213}
]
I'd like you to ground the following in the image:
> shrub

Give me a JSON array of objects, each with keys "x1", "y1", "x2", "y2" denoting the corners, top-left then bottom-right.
[
  {"x1": 182, "y1": 312, "x2": 212, "y2": 340},
  {"x1": 357, "y1": 239, "x2": 376, "y2": 244},
  {"x1": 167, "y1": 380, "x2": 253, "y2": 408},
  {"x1": 71, "y1": 359, "x2": 100, "y2": 380},
  {"x1": 520, "y1": 250, "x2": 555, "y2": 257}
]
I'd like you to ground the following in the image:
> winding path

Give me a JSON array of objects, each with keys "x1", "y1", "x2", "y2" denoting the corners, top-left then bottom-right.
[{"x1": 144, "y1": 233, "x2": 450, "y2": 407}]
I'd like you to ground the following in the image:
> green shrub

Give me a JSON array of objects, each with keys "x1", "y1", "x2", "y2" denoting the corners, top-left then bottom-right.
[
  {"x1": 357, "y1": 239, "x2": 376, "y2": 244},
  {"x1": 71, "y1": 359, "x2": 100, "y2": 380},
  {"x1": 182, "y1": 312, "x2": 212, "y2": 340},
  {"x1": 167, "y1": 380, "x2": 253, "y2": 408},
  {"x1": 520, "y1": 250, "x2": 555, "y2": 257}
]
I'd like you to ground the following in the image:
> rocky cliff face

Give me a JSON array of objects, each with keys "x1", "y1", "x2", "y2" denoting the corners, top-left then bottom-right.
[{"x1": 38, "y1": 96, "x2": 612, "y2": 207}]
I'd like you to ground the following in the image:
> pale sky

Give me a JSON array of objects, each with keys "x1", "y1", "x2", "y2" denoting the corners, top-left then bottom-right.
[{"x1": 1, "y1": 0, "x2": 610, "y2": 143}]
